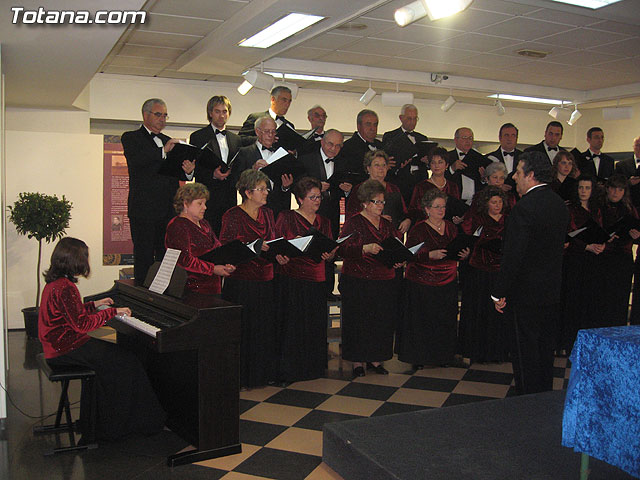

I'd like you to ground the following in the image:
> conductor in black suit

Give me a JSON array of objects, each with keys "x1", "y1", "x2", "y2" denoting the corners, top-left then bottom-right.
[
  {"x1": 493, "y1": 151, "x2": 569, "y2": 394},
  {"x1": 382, "y1": 104, "x2": 430, "y2": 204},
  {"x1": 524, "y1": 121, "x2": 566, "y2": 163},
  {"x1": 337, "y1": 109, "x2": 384, "y2": 177},
  {"x1": 189, "y1": 95, "x2": 244, "y2": 234},
  {"x1": 447, "y1": 127, "x2": 491, "y2": 207},
  {"x1": 235, "y1": 116, "x2": 293, "y2": 219},
  {"x1": 614, "y1": 136, "x2": 640, "y2": 209},
  {"x1": 574, "y1": 127, "x2": 614, "y2": 183},
  {"x1": 486, "y1": 123, "x2": 522, "y2": 191},
  {"x1": 121, "y1": 98, "x2": 194, "y2": 285},
  {"x1": 238, "y1": 85, "x2": 295, "y2": 141}
]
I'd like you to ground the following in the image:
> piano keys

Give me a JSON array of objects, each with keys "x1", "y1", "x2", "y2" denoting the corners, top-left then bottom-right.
[{"x1": 86, "y1": 279, "x2": 242, "y2": 466}]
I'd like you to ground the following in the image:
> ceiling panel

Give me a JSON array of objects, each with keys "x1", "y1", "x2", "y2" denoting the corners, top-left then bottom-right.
[
  {"x1": 415, "y1": 7, "x2": 514, "y2": 31},
  {"x1": 334, "y1": 17, "x2": 398, "y2": 38},
  {"x1": 596, "y1": 57, "x2": 640, "y2": 75},
  {"x1": 401, "y1": 45, "x2": 475, "y2": 63},
  {"x1": 128, "y1": 30, "x2": 204, "y2": 49},
  {"x1": 110, "y1": 55, "x2": 173, "y2": 69},
  {"x1": 590, "y1": 20, "x2": 640, "y2": 36},
  {"x1": 458, "y1": 53, "x2": 531, "y2": 69},
  {"x1": 137, "y1": 13, "x2": 223, "y2": 36},
  {"x1": 301, "y1": 32, "x2": 360, "y2": 50},
  {"x1": 279, "y1": 46, "x2": 334, "y2": 61},
  {"x1": 544, "y1": 50, "x2": 623, "y2": 67},
  {"x1": 368, "y1": 57, "x2": 451, "y2": 73},
  {"x1": 152, "y1": 0, "x2": 249, "y2": 20},
  {"x1": 523, "y1": 8, "x2": 602, "y2": 27},
  {"x1": 119, "y1": 44, "x2": 186, "y2": 60},
  {"x1": 468, "y1": 0, "x2": 541, "y2": 16},
  {"x1": 477, "y1": 17, "x2": 575, "y2": 42},
  {"x1": 316, "y1": 50, "x2": 388, "y2": 66},
  {"x1": 373, "y1": 23, "x2": 462, "y2": 44},
  {"x1": 102, "y1": 65, "x2": 163, "y2": 76},
  {"x1": 490, "y1": 41, "x2": 575, "y2": 59},
  {"x1": 436, "y1": 33, "x2": 520, "y2": 52},
  {"x1": 538, "y1": 27, "x2": 630, "y2": 50},
  {"x1": 341, "y1": 37, "x2": 424, "y2": 56},
  {"x1": 588, "y1": 37, "x2": 640, "y2": 58}
]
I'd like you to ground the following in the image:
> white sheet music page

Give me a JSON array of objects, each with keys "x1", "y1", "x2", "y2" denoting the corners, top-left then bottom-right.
[{"x1": 149, "y1": 248, "x2": 181, "y2": 294}]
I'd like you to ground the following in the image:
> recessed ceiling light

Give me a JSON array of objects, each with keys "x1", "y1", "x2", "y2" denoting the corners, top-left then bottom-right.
[
  {"x1": 488, "y1": 94, "x2": 567, "y2": 105},
  {"x1": 551, "y1": 0, "x2": 623, "y2": 8},
  {"x1": 335, "y1": 22, "x2": 368, "y2": 31},
  {"x1": 265, "y1": 72, "x2": 351, "y2": 83},
  {"x1": 517, "y1": 49, "x2": 549, "y2": 59},
  {"x1": 239, "y1": 13, "x2": 324, "y2": 49}
]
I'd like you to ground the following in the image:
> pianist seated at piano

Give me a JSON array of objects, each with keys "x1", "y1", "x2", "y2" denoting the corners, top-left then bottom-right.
[
  {"x1": 220, "y1": 169, "x2": 289, "y2": 388},
  {"x1": 38, "y1": 237, "x2": 166, "y2": 441},
  {"x1": 165, "y1": 183, "x2": 236, "y2": 295}
]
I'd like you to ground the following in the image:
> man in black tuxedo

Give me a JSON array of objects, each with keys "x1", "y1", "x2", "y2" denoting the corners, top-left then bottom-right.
[
  {"x1": 524, "y1": 121, "x2": 566, "y2": 163},
  {"x1": 447, "y1": 127, "x2": 491, "y2": 206},
  {"x1": 300, "y1": 105, "x2": 327, "y2": 155},
  {"x1": 238, "y1": 85, "x2": 294, "y2": 140},
  {"x1": 337, "y1": 109, "x2": 384, "y2": 177},
  {"x1": 486, "y1": 122, "x2": 522, "y2": 191},
  {"x1": 382, "y1": 104, "x2": 430, "y2": 204},
  {"x1": 235, "y1": 116, "x2": 293, "y2": 219},
  {"x1": 574, "y1": 127, "x2": 615, "y2": 183},
  {"x1": 614, "y1": 136, "x2": 640, "y2": 208},
  {"x1": 189, "y1": 95, "x2": 245, "y2": 234},
  {"x1": 493, "y1": 151, "x2": 569, "y2": 395},
  {"x1": 121, "y1": 98, "x2": 194, "y2": 285}
]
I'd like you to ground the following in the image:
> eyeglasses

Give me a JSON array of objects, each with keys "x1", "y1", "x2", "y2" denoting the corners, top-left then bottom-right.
[
  {"x1": 307, "y1": 195, "x2": 322, "y2": 201},
  {"x1": 257, "y1": 128, "x2": 277, "y2": 136},
  {"x1": 150, "y1": 112, "x2": 169, "y2": 119},
  {"x1": 369, "y1": 199, "x2": 386, "y2": 205},
  {"x1": 251, "y1": 187, "x2": 270, "y2": 193}
]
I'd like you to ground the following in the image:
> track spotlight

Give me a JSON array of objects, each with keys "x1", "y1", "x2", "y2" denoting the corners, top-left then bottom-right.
[
  {"x1": 359, "y1": 87, "x2": 377, "y2": 106},
  {"x1": 495, "y1": 95, "x2": 505, "y2": 116},
  {"x1": 381, "y1": 92, "x2": 414, "y2": 107},
  {"x1": 394, "y1": 1, "x2": 427, "y2": 26},
  {"x1": 568, "y1": 105, "x2": 582, "y2": 126},
  {"x1": 548, "y1": 105, "x2": 571, "y2": 122},
  {"x1": 441, "y1": 95, "x2": 456, "y2": 112},
  {"x1": 237, "y1": 70, "x2": 274, "y2": 95},
  {"x1": 395, "y1": 0, "x2": 474, "y2": 26}
]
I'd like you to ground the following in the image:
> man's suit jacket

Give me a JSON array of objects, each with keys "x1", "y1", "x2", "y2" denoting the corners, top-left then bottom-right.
[
  {"x1": 524, "y1": 141, "x2": 566, "y2": 162},
  {"x1": 446, "y1": 148, "x2": 491, "y2": 199},
  {"x1": 238, "y1": 110, "x2": 295, "y2": 139},
  {"x1": 189, "y1": 124, "x2": 244, "y2": 233},
  {"x1": 574, "y1": 148, "x2": 615, "y2": 181},
  {"x1": 486, "y1": 147, "x2": 523, "y2": 190},
  {"x1": 300, "y1": 144, "x2": 343, "y2": 237},
  {"x1": 235, "y1": 144, "x2": 292, "y2": 219},
  {"x1": 121, "y1": 126, "x2": 179, "y2": 221},
  {"x1": 337, "y1": 132, "x2": 384, "y2": 177},
  {"x1": 382, "y1": 127, "x2": 429, "y2": 203},
  {"x1": 494, "y1": 185, "x2": 569, "y2": 307},
  {"x1": 615, "y1": 157, "x2": 640, "y2": 208}
]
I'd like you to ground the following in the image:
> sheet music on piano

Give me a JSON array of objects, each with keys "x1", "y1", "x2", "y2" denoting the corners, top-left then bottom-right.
[{"x1": 149, "y1": 248, "x2": 180, "y2": 294}]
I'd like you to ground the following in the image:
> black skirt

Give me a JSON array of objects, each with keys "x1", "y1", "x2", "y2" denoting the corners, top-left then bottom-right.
[
  {"x1": 458, "y1": 267, "x2": 509, "y2": 363},
  {"x1": 339, "y1": 274, "x2": 399, "y2": 362},
  {"x1": 276, "y1": 275, "x2": 328, "y2": 382},
  {"x1": 599, "y1": 252, "x2": 633, "y2": 328},
  {"x1": 47, "y1": 338, "x2": 166, "y2": 441},
  {"x1": 396, "y1": 279, "x2": 458, "y2": 365},
  {"x1": 223, "y1": 277, "x2": 277, "y2": 388}
]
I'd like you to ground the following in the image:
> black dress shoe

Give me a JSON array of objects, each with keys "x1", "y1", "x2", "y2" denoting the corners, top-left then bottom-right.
[
  {"x1": 353, "y1": 366, "x2": 365, "y2": 377},
  {"x1": 366, "y1": 362, "x2": 389, "y2": 375}
]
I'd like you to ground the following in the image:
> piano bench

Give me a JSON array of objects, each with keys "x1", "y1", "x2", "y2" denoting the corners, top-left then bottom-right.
[{"x1": 34, "y1": 353, "x2": 98, "y2": 455}]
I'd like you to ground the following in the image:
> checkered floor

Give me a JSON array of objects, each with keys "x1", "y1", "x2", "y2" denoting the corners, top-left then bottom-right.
[{"x1": 190, "y1": 343, "x2": 571, "y2": 480}]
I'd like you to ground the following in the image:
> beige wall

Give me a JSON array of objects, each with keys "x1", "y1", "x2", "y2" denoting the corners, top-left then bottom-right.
[{"x1": 3, "y1": 74, "x2": 639, "y2": 328}]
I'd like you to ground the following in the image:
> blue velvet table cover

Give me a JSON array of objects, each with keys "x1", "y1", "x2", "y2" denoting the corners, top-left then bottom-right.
[{"x1": 562, "y1": 326, "x2": 640, "y2": 478}]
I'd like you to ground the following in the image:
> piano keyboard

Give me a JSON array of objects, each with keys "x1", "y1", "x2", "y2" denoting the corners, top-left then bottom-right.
[{"x1": 114, "y1": 314, "x2": 160, "y2": 338}]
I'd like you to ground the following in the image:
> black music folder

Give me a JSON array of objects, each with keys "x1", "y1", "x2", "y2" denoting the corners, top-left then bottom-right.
[
  {"x1": 261, "y1": 148, "x2": 306, "y2": 180},
  {"x1": 568, "y1": 218, "x2": 611, "y2": 244},
  {"x1": 261, "y1": 235, "x2": 313, "y2": 261},
  {"x1": 207, "y1": 146, "x2": 240, "y2": 174},
  {"x1": 276, "y1": 123, "x2": 307, "y2": 152},
  {"x1": 328, "y1": 171, "x2": 366, "y2": 188},
  {"x1": 478, "y1": 237, "x2": 503, "y2": 255},
  {"x1": 303, "y1": 230, "x2": 353, "y2": 263},
  {"x1": 606, "y1": 215, "x2": 640, "y2": 238},
  {"x1": 373, "y1": 237, "x2": 424, "y2": 268},
  {"x1": 199, "y1": 238, "x2": 263, "y2": 265},
  {"x1": 445, "y1": 234, "x2": 476, "y2": 260},
  {"x1": 445, "y1": 197, "x2": 470, "y2": 219},
  {"x1": 159, "y1": 141, "x2": 207, "y2": 177}
]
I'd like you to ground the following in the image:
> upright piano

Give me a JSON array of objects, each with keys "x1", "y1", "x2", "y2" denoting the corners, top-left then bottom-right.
[{"x1": 86, "y1": 279, "x2": 242, "y2": 466}]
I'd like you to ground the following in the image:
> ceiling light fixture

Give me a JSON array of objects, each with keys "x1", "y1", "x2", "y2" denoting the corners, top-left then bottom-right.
[
  {"x1": 495, "y1": 95, "x2": 505, "y2": 116},
  {"x1": 488, "y1": 94, "x2": 567, "y2": 105},
  {"x1": 239, "y1": 13, "x2": 324, "y2": 49},
  {"x1": 271, "y1": 78, "x2": 299, "y2": 99},
  {"x1": 264, "y1": 72, "x2": 351, "y2": 83},
  {"x1": 548, "y1": 103, "x2": 571, "y2": 122},
  {"x1": 441, "y1": 94, "x2": 456, "y2": 112},
  {"x1": 551, "y1": 0, "x2": 623, "y2": 9},
  {"x1": 237, "y1": 70, "x2": 274, "y2": 95},
  {"x1": 359, "y1": 82, "x2": 377, "y2": 105},
  {"x1": 568, "y1": 105, "x2": 582, "y2": 126},
  {"x1": 395, "y1": 0, "x2": 473, "y2": 26}
]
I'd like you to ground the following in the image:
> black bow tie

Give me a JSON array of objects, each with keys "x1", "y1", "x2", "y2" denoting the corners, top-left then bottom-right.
[
  {"x1": 149, "y1": 132, "x2": 158, "y2": 138},
  {"x1": 215, "y1": 129, "x2": 226, "y2": 136},
  {"x1": 591, "y1": 154, "x2": 600, "y2": 159},
  {"x1": 313, "y1": 133, "x2": 323, "y2": 139},
  {"x1": 276, "y1": 115, "x2": 285, "y2": 122},
  {"x1": 547, "y1": 146, "x2": 558, "y2": 152},
  {"x1": 503, "y1": 151, "x2": 514, "y2": 157},
  {"x1": 459, "y1": 152, "x2": 466, "y2": 158},
  {"x1": 262, "y1": 145, "x2": 275, "y2": 152},
  {"x1": 325, "y1": 157, "x2": 334, "y2": 164},
  {"x1": 405, "y1": 131, "x2": 414, "y2": 136}
]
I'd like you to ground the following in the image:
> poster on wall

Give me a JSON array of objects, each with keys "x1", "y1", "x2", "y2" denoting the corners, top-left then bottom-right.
[{"x1": 103, "y1": 135, "x2": 134, "y2": 266}]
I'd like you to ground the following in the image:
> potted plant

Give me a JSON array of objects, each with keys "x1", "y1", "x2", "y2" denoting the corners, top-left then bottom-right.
[{"x1": 8, "y1": 192, "x2": 72, "y2": 338}]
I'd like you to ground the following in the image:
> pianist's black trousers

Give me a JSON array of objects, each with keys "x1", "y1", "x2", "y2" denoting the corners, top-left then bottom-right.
[{"x1": 48, "y1": 338, "x2": 166, "y2": 441}]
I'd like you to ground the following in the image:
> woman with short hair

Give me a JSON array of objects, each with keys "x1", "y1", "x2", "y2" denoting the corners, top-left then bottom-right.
[{"x1": 551, "y1": 151, "x2": 579, "y2": 201}]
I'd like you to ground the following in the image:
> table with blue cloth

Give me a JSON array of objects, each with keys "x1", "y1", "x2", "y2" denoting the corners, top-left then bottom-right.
[{"x1": 562, "y1": 326, "x2": 640, "y2": 478}]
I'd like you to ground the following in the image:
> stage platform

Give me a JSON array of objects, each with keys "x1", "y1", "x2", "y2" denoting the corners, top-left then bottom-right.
[{"x1": 323, "y1": 390, "x2": 636, "y2": 479}]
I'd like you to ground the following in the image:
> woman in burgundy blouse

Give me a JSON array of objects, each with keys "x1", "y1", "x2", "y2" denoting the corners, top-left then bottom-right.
[
  {"x1": 409, "y1": 147, "x2": 461, "y2": 224},
  {"x1": 599, "y1": 174, "x2": 639, "y2": 327},
  {"x1": 165, "y1": 183, "x2": 235, "y2": 295},
  {"x1": 560, "y1": 175, "x2": 605, "y2": 352},
  {"x1": 346, "y1": 150, "x2": 411, "y2": 235},
  {"x1": 458, "y1": 187, "x2": 510, "y2": 364},
  {"x1": 220, "y1": 169, "x2": 287, "y2": 388},
  {"x1": 339, "y1": 179, "x2": 404, "y2": 377},
  {"x1": 275, "y1": 177, "x2": 337, "y2": 383},
  {"x1": 39, "y1": 237, "x2": 165, "y2": 441},
  {"x1": 461, "y1": 162, "x2": 516, "y2": 229},
  {"x1": 397, "y1": 189, "x2": 469, "y2": 368}
]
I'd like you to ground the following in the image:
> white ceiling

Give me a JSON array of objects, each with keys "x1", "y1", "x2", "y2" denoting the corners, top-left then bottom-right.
[{"x1": 2, "y1": 0, "x2": 640, "y2": 110}]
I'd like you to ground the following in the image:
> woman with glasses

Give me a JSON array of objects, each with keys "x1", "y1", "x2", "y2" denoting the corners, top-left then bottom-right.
[
  {"x1": 165, "y1": 183, "x2": 236, "y2": 295},
  {"x1": 551, "y1": 151, "x2": 579, "y2": 201},
  {"x1": 220, "y1": 169, "x2": 288, "y2": 388},
  {"x1": 339, "y1": 179, "x2": 404, "y2": 377},
  {"x1": 397, "y1": 189, "x2": 469, "y2": 369},
  {"x1": 275, "y1": 177, "x2": 336, "y2": 383},
  {"x1": 347, "y1": 150, "x2": 411, "y2": 235}
]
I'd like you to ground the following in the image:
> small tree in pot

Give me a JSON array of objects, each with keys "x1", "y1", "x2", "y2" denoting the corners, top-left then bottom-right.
[{"x1": 8, "y1": 192, "x2": 72, "y2": 337}]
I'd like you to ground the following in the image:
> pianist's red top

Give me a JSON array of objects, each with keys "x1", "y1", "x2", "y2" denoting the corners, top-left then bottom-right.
[
  {"x1": 38, "y1": 277, "x2": 117, "y2": 359},
  {"x1": 275, "y1": 210, "x2": 332, "y2": 282},
  {"x1": 165, "y1": 216, "x2": 222, "y2": 295}
]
